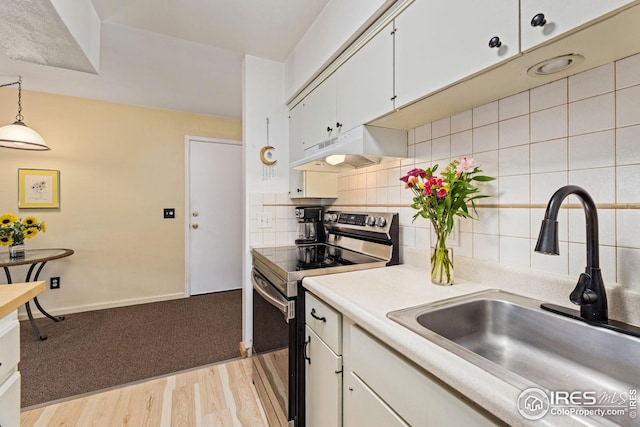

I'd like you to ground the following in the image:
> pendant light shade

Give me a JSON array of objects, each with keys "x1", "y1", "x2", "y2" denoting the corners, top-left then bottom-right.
[
  {"x1": 0, "y1": 77, "x2": 49, "y2": 151},
  {"x1": 0, "y1": 120, "x2": 49, "y2": 150}
]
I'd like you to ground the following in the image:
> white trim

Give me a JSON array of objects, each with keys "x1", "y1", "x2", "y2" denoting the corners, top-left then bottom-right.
[
  {"x1": 184, "y1": 135, "x2": 243, "y2": 297},
  {"x1": 17, "y1": 292, "x2": 186, "y2": 320}
]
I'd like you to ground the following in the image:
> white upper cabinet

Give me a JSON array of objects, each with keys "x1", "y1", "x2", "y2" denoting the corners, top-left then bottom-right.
[
  {"x1": 521, "y1": 0, "x2": 636, "y2": 51},
  {"x1": 394, "y1": 0, "x2": 519, "y2": 108},
  {"x1": 303, "y1": 74, "x2": 338, "y2": 149},
  {"x1": 289, "y1": 102, "x2": 305, "y2": 163},
  {"x1": 336, "y1": 22, "x2": 394, "y2": 134}
]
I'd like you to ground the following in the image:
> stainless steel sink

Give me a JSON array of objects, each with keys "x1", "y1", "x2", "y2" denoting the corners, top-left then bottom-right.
[{"x1": 388, "y1": 290, "x2": 640, "y2": 426}]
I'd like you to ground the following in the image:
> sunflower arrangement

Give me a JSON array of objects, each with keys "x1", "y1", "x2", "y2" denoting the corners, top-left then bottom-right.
[{"x1": 0, "y1": 213, "x2": 46, "y2": 246}]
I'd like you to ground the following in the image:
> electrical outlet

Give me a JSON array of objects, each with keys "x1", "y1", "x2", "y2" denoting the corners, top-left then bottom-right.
[
  {"x1": 50, "y1": 276, "x2": 60, "y2": 289},
  {"x1": 446, "y1": 219, "x2": 460, "y2": 246},
  {"x1": 164, "y1": 208, "x2": 175, "y2": 219},
  {"x1": 257, "y1": 212, "x2": 273, "y2": 229}
]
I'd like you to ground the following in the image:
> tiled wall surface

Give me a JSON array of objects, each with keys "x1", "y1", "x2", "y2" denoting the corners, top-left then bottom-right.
[
  {"x1": 336, "y1": 53, "x2": 640, "y2": 292},
  {"x1": 249, "y1": 192, "x2": 298, "y2": 247}
]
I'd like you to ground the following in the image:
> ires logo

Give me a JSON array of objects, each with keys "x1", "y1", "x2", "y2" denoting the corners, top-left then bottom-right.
[{"x1": 517, "y1": 387, "x2": 635, "y2": 422}]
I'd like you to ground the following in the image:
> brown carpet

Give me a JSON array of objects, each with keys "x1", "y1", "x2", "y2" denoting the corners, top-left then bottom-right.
[{"x1": 19, "y1": 290, "x2": 245, "y2": 408}]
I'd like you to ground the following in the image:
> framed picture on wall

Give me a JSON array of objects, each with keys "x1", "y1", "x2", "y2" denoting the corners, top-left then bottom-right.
[{"x1": 18, "y1": 169, "x2": 60, "y2": 209}]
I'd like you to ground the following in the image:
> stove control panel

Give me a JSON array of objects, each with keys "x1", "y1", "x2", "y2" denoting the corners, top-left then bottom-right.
[{"x1": 324, "y1": 211, "x2": 396, "y2": 232}]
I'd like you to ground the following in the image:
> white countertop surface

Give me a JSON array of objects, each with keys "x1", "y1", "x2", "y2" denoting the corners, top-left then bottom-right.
[{"x1": 302, "y1": 258, "x2": 639, "y2": 427}]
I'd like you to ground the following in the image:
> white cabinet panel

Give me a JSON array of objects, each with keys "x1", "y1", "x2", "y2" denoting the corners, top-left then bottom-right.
[
  {"x1": 0, "y1": 367, "x2": 20, "y2": 427},
  {"x1": 290, "y1": 170, "x2": 338, "y2": 199},
  {"x1": 336, "y1": 22, "x2": 394, "y2": 132},
  {"x1": 306, "y1": 291, "x2": 342, "y2": 354},
  {"x1": 349, "y1": 325, "x2": 498, "y2": 427},
  {"x1": 305, "y1": 326, "x2": 342, "y2": 427},
  {"x1": 304, "y1": 74, "x2": 338, "y2": 148},
  {"x1": 394, "y1": 0, "x2": 519, "y2": 108},
  {"x1": 344, "y1": 372, "x2": 409, "y2": 427},
  {"x1": 521, "y1": 0, "x2": 635, "y2": 51},
  {"x1": 289, "y1": 102, "x2": 305, "y2": 163},
  {"x1": 0, "y1": 314, "x2": 19, "y2": 386}
]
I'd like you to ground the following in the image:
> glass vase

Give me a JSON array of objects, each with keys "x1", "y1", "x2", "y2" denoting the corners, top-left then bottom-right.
[
  {"x1": 9, "y1": 242, "x2": 25, "y2": 259},
  {"x1": 430, "y1": 244, "x2": 453, "y2": 286}
]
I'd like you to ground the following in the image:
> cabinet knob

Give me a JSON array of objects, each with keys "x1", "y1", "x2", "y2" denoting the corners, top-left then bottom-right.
[
  {"x1": 326, "y1": 126, "x2": 333, "y2": 133},
  {"x1": 488, "y1": 36, "x2": 502, "y2": 48},
  {"x1": 297, "y1": 188, "x2": 303, "y2": 193},
  {"x1": 192, "y1": 223, "x2": 199, "y2": 229},
  {"x1": 336, "y1": 122, "x2": 342, "y2": 129},
  {"x1": 531, "y1": 13, "x2": 547, "y2": 27}
]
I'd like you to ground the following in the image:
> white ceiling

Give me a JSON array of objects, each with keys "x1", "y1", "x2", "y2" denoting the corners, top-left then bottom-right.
[
  {"x1": 0, "y1": 0, "x2": 331, "y2": 118},
  {"x1": 90, "y1": 0, "x2": 330, "y2": 62}
]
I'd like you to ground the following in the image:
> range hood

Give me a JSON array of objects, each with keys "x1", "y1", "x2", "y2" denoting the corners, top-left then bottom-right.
[{"x1": 290, "y1": 125, "x2": 407, "y2": 172}]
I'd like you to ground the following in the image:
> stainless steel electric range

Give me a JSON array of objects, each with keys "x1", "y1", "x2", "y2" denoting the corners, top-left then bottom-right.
[{"x1": 250, "y1": 210, "x2": 399, "y2": 427}]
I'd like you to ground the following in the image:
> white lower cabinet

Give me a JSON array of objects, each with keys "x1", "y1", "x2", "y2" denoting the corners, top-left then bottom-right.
[
  {"x1": 304, "y1": 292, "x2": 501, "y2": 427},
  {"x1": 344, "y1": 372, "x2": 409, "y2": 427},
  {"x1": 0, "y1": 310, "x2": 20, "y2": 427},
  {"x1": 305, "y1": 326, "x2": 342, "y2": 427},
  {"x1": 347, "y1": 324, "x2": 499, "y2": 427},
  {"x1": 305, "y1": 291, "x2": 343, "y2": 427}
]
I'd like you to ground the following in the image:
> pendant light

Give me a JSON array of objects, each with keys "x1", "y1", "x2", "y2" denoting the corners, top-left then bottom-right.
[{"x1": 0, "y1": 77, "x2": 49, "y2": 150}]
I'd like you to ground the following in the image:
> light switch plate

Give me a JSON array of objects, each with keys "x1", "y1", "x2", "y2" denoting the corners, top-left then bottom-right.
[{"x1": 257, "y1": 212, "x2": 273, "y2": 229}]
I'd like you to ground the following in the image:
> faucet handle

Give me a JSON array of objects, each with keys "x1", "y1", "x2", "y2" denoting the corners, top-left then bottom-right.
[{"x1": 570, "y1": 273, "x2": 598, "y2": 305}]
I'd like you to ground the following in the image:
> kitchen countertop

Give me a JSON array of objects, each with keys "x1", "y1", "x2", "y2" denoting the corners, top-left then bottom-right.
[
  {"x1": 302, "y1": 257, "x2": 640, "y2": 427},
  {"x1": 0, "y1": 281, "x2": 46, "y2": 318}
]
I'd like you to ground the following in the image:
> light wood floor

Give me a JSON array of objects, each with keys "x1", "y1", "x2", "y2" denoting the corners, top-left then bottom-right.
[{"x1": 20, "y1": 358, "x2": 270, "y2": 427}]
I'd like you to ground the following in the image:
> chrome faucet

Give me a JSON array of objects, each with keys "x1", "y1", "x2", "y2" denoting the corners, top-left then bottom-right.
[{"x1": 535, "y1": 185, "x2": 608, "y2": 323}]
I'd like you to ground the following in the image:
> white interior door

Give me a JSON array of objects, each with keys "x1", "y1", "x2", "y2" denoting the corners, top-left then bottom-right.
[{"x1": 187, "y1": 137, "x2": 242, "y2": 295}]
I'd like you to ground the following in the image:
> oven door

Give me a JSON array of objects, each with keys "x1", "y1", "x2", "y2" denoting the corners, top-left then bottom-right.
[{"x1": 251, "y1": 268, "x2": 297, "y2": 427}]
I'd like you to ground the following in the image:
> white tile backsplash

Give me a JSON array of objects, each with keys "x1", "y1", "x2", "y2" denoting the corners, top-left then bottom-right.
[
  {"x1": 473, "y1": 101, "x2": 498, "y2": 127},
  {"x1": 335, "y1": 52, "x2": 640, "y2": 291},
  {"x1": 499, "y1": 91, "x2": 529, "y2": 120},
  {"x1": 568, "y1": 130, "x2": 615, "y2": 170},
  {"x1": 473, "y1": 123, "x2": 499, "y2": 153},
  {"x1": 531, "y1": 105, "x2": 568, "y2": 142},
  {"x1": 432, "y1": 117, "x2": 451, "y2": 138},
  {"x1": 616, "y1": 84, "x2": 640, "y2": 127},
  {"x1": 568, "y1": 63, "x2": 614, "y2": 102},
  {"x1": 499, "y1": 115, "x2": 529, "y2": 148},
  {"x1": 568, "y1": 93, "x2": 615, "y2": 136},
  {"x1": 530, "y1": 138, "x2": 568, "y2": 174},
  {"x1": 451, "y1": 109, "x2": 472, "y2": 133},
  {"x1": 616, "y1": 125, "x2": 640, "y2": 166},
  {"x1": 530, "y1": 79, "x2": 567, "y2": 111},
  {"x1": 616, "y1": 53, "x2": 640, "y2": 90}
]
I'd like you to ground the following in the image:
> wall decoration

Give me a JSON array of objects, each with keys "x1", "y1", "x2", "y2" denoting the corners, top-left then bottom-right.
[
  {"x1": 18, "y1": 168, "x2": 60, "y2": 208},
  {"x1": 261, "y1": 118, "x2": 277, "y2": 180}
]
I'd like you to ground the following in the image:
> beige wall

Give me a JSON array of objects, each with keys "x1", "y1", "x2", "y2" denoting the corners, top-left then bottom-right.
[{"x1": 0, "y1": 89, "x2": 242, "y2": 314}]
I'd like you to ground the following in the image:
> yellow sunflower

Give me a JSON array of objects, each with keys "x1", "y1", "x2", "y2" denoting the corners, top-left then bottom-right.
[
  {"x1": 24, "y1": 228, "x2": 39, "y2": 239},
  {"x1": 0, "y1": 235, "x2": 14, "y2": 246},
  {"x1": 0, "y1": 213, "x2": 18, "y2": 227},
  {"x1": 23, "y1": 216, "x2": 39, "y2": 227},
  {"x1": 40, "y1": 221, "x2": 47, "y2": 232}
]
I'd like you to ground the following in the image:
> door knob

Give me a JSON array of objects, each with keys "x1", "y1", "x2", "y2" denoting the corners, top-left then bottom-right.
[
  {"x1": 192, "y1": 223, "x2": 199, "y2": 229},
  {"x1": 192, "y1": 211, "x2": 199, "y2": 217}
]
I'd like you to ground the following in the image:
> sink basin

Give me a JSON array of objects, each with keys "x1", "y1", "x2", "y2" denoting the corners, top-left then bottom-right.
[{"x1": 388, "y1": 290, "x2": 640, "y2": 426}]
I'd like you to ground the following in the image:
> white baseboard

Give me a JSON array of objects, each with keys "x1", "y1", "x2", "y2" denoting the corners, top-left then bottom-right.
[{"x1": 17, "y1": 292, "x2": 186, "y2": 321}]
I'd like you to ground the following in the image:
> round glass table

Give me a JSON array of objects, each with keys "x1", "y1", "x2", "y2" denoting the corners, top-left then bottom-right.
[{"x1": 0, "y1": 248, "x2": 74, "y2": 340}]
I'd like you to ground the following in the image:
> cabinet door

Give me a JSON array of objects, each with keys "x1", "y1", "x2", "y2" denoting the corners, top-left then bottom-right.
[
  {"x1": 0, "y1": 372, "x2": 20, "y2": 427},
  {"x1": 344, "y1": 372, "x2": 409, "y2": 427},
  {"x1": 305, "y1": 326, "x2": 342, "y2": 427},
  {"x1": 290, "y1": 171, "x2": 338, "y2": 199},
  {"x1": 394, "y1": 0, "x2": 519, "y2": 108},
  {"x1": 289, "y1": 102, "x2": 305, "y2": 163},
  {"x1": 336, "y1": 22, "x2": 394, "y2": 133},
  {"x1": 304, "y1": 75, "x2": 337, "y2": 149},
  {"x1": 521, "y1": 0, "x2": 635, "y2": 51}
]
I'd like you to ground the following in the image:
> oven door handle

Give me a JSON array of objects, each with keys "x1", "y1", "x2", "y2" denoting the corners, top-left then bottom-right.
[{"x1": 252, "y1": 269, "x2": 294, "y2": 321}]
